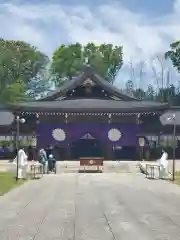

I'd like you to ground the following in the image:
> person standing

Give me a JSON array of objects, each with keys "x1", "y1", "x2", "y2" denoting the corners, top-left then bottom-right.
[
  {"x1": 14, "y1": 147, "x2": 28, "y2": 179},
  {"x1": 46, "y1": 145, "x2": 53, "y2": 159},
  {"x1": 47, "y1": 154, "x2": 56, "y2": 173},
  {"x1": 38, "y1": 148, "x2": 48, "y2": 174},
  {"x1": 27, "y1": 145, "x2": 33, "y2": 161}
]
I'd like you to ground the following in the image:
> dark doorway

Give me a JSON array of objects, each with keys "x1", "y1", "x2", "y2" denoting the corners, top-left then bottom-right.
[
  {"x1": 45, "y1": 145, "x2": 67, "y2": 161},
  {"x1": 70, "y1": 133, "x2": 103, "y2": 159},
  {"x1": 113, "y1": 146, "x2": 137, "y2": 160},
  {"x1": 54, "y1": 145, "x2": 66, "y2": 160}
]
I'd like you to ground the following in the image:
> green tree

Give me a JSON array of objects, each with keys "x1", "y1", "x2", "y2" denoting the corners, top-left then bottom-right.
[
  {"x1": 133, "y1": 88, "x2": 145, "y2": 100},
  {"x1": 51, "y1": 42, "x2": 123, "y2": 86},
  {"x1": 145, "y1": 84, "x2": 155, "y2": 101},
  {"x1": 154, "y1": 84, "x2": 176, "y2": 103},
  {"x1": 26, "y1": 70, "x2": 52, "y2": 99},
  {"x1": 125, "y1": 80, "x2": 134, "y2": 96},
  {"x1": 0, "y1": 39, "x2": 49, "y2": 102},
  {"x1": 165, "y1": 41, "x2": 180, "y2": 72},
  {"x1": 0, "y1": 80, "x2": 26, "y2": 103}
]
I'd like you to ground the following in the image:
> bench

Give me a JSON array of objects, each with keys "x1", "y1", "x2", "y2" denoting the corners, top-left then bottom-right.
[
  {"x1": 30, "y1": 163, "x2": 43, "y2": 179},
  {"x1": 79, "y1": 157, "x2": 104, "y2": 172}
]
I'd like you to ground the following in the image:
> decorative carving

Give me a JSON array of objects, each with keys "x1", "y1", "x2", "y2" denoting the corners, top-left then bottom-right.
[
  {"x1": 85, "y1": 86, "x2": 92, "y2": 94},
  {"x1": 89, "y1": 160, "x2": 94, "y2": 165},
  {"x1": 52, "y1": 128, "x2": 66, "y2": 141},
  {"x1": 82, "y1": 78, "x2": 96, "y2": 86},
  {"x1": 108, "y1": 128, "x2": 122, "y2": 142}
]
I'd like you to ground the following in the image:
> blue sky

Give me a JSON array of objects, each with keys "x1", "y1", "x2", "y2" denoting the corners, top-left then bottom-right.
[
  {"x1": 120, "y1": 0, "x2": 173, "y2": 16},
  {"x1": 1, "y1": 0, "x2": 180, "y2": 89}
]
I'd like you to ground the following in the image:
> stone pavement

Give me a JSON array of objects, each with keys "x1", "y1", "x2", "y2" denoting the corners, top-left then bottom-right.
[{"x1": 1, "y1": 174, "x2": 180, "y2": 239}]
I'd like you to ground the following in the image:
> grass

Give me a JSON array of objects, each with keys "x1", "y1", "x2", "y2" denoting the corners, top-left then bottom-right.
[
  {"x1": 168, "y1": 171, "x2": 180, "y2": 185},
  {"x1": 0, "y1": 172, "x2": 27, "y2": 196},
  {"x1": 173, "y1": 171, "x2": 180, "y2": 185}
]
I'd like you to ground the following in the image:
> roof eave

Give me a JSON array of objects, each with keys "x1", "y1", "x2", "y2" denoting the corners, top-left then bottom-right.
[{"x1": 5, "y1": 105, "x2": 169, "y2": 114}]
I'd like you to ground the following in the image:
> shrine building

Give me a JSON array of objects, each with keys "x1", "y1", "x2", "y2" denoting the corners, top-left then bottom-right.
[{"x1": 0, "y1": 66, "x2": 179, "y2": 160}]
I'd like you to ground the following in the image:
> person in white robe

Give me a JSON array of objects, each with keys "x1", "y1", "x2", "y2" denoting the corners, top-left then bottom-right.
[
  {"x1": 139, "y1": 148, "x2": 169, "y2": 178},
  {"x1": 14, "y1": 148, "x2": 28, "y2": 179}
]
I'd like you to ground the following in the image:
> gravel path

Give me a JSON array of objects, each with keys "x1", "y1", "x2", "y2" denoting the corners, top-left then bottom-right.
[{"x1": 0, "y1": 173, "x2": 180, "y2": 239}]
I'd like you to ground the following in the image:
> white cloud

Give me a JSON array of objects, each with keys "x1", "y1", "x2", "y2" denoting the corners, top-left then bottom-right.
[{"x1": 1, "y1": 0, "x2": 180, "y2": 87}]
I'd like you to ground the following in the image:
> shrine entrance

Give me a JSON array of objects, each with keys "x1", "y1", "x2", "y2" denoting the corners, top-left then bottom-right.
[
  {"x1": 113, "y1": 146, "x2": 137, "y2": 160},
  {"x1": 70, "y1": 133, "x2": 103, "y2": 159}
]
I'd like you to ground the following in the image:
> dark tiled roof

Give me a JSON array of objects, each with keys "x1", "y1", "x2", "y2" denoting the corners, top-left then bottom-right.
[
  {"x1": 7, "y1": 99, "x2": 169, "y2": 113},
  {"x1": 38, "y1": 67, "x2": 138, "y2": 101}
]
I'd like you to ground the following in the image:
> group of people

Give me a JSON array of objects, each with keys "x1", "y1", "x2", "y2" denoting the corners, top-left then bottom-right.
[
  {"x1": 13, "y1": 145, "x2": 57, "y2": 179},
  {"x1": 38, "y1": 146, "x2": 57, "y2": 174}
]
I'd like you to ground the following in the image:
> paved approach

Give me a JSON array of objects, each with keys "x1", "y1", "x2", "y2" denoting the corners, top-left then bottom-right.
[{"x1": 1, "y1": 174, "x2": 180, "y2": 239}]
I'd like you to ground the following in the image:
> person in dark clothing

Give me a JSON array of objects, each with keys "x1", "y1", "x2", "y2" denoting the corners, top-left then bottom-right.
[
  {"x1": 47, "y1": 154, "x2": 56, "y2": 173},
  {"x1": 53, "y1": 145, "x2": 59, "y2": 160},
  {"x1": 46, "y1": 145, "x2": 53, "y2": 159},
  {"x1": 28, "y1": 145, "x2": 33, "y2": 161},
  {"x1": 38, "y1": 148, "x2": 48, "y2": 173}
]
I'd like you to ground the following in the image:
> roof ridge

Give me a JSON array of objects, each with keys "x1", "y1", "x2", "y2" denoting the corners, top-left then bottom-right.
[{"x1": 38, "y1": 67, "x2": 139, "y2": 101}]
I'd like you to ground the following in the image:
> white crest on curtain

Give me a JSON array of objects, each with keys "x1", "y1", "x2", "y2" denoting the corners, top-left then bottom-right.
[
  {"x1": 108, "y1": 128, "x2": 122, "y2": 142},
  {"x1": 52, "y1": 128, "x2": 66, "y2": 141}
]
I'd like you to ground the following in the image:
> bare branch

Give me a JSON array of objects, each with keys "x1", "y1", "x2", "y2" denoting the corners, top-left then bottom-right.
[
  {"x1": 139, "y1": 61, "x2": 146, "y2": 89},
  {"x1": 151, "y1": 61, "x2": 159, "y2": 96},
  {"x1": 156, "y1": 55, "x2": 165, "y2": 90},
  {"x1": 129, "y1": 61, "x2": 136, "y2": 84}
]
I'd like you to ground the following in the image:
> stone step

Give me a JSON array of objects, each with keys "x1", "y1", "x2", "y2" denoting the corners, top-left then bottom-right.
[{"x1": 57, "y1": 167, "x2": 139, "y2": 173}]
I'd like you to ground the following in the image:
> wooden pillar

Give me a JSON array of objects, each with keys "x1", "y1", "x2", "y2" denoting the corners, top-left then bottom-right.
[
  {"x1": 66, "y1": 144, "x2": 71, "y2": 160},
  {"x1": 31, "y1": 134, "x2": 37, "y2": 160},
  {"x1": 104, "y1": 113, "x2": 113, "y2": 160},
  {"x1": 104, "y1": 143, "x2": 113, "y2": 160},
  {"x1": 64, "y1": 113, "x2": 71, "y2": 160}
]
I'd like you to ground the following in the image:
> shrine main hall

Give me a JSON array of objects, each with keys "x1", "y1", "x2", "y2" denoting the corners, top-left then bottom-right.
[{"x1": 0, "y1": 67, "x2": 179, "y2": 160}]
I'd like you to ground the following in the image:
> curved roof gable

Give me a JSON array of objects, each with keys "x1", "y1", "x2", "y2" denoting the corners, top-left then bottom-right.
[{"x1": 38, "y1": 66, "x2": 139, "y2": 101}]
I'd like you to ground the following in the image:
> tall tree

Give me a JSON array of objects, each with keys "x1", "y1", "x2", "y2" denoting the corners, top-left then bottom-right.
[
  {"x1": 151, "y1": 55, "x2": 171, "y2": 102},
  {"x1": 165, "y1": 41, "x2": 180, "y2": 72},
  {"x1": 125, "y1": 80, "x2": 134, "y2": 96},
  {"x1": 0, "y1": 80, "x2": 26, "y2": 103},
  {"x1": 26, "y1": 70, "x2": 52, "y2": 99},
  {"x1": 133, "y1": 88, "x2": 145, "y2": 99},
  {"x1": 0, "y1": 39, "x2": 49, "y2": 102},
  {"x1": 146, "y1": 84, "x2": 155, "y2": 101},
  {"x1": 128, "y1": 61, "x2": 146, "y2": 99},
  {"x1": 155, "y1": 84, "x2": 176, "y2": 103},
  {"x1": 51, "y1": 42, "x2": 123, "y2": 86}
]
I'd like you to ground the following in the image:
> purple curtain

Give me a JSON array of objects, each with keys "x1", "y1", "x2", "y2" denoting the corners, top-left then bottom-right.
[{"x1": 36, "y1": 123, "x2": 140, "y2": 148}]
